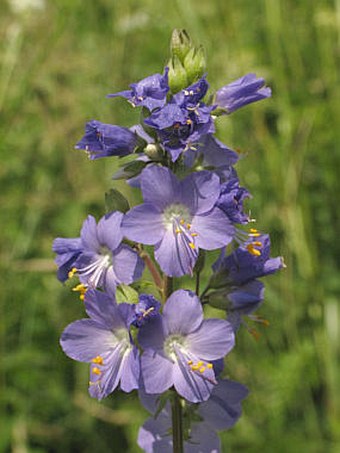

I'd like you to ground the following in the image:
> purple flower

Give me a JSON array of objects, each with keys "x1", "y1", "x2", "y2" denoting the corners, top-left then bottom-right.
[
  {"x1": 138, "y1": 290, "x2": 235, "y2": 403},
  {"x1": 122, "y1": 166, "x2": 235, "y2": 277},
  {"x1": 215, "y1": 73, "x2": 271, "y2": 114},
  {"x1": 138, "y1": 414, "x2": 220, "y2": 453},
  {"x1": 131, "y1": 294, "x2": 162, "y2": 328},
  {"x1": 210, "y1": 234, "x2": 284, "y2": 329},
  {"x1": 53, "y1": 212, "x2": 144, "y2": 294},
  {"x1": 183, "y1": 134, "x2": 240, "y2": 183},
  {"x1": 75, "y1": 120, "x2": 142, "y2": 160},
  {"x1": 144, "y1": 77, "x2": 214, "y2": 161},
  {"x1": 216, "y1": 178, "x2": 251, "y2": 224},
  {"x1": 107, "y1": 68, "x2": 169, "y2": 111},
  {"x1": 138, "y1": 378, "x2": 247, "y2": 452},
  {"x1": 60, "y1": 289, "x2": 140, "y2": 400},
  {"x1": 52, "y1": 237, "x2": 82, "y2": 282}
]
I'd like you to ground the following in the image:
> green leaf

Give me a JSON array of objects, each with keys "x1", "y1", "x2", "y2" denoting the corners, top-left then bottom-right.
[
  {"x1": 116, "y1": 284, "x2": 139, "y2": 303},
  {"x1": 105, "y1": 188, "x2": 130, "y2": 214}
]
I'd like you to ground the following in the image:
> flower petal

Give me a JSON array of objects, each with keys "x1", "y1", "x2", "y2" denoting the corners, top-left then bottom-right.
[
  {"x1": 141, "y1": 350, "x2": 174, "y2": 395},
  {"x1": 97, "y1": 211, "x2": 123, "y2": 251},
  {"x1": 122, "y1": 204, "x2": 164, "y2": 245},
  {"x1": 119, "y1": 347, "x2": 140, "y2": 392},
  {"x1": 80, "y1": 215, "x2": 100, "y2": 252},
  {"x1": 173, "y1": 349, "x2": 215, "y2": 403},
  {"x1": 192, "y1": 208, "x2": 234, "y2": 250},
  {"x1": 181, "y1": 171, "x2": 220, "y2": 215},
  {"x1": 112, "y1": 244, "x2": 144, "y2": 285},
  {"x1": 187, "y1": 319, "x2": 235, "y2": 360},
  {"x1": 60, "y1": 319, "x2": 116, "y2": 362},
  {"x1": 154, "y1": 229, "x2": 198, "y2": 277},
  {"x1": 141, "y1": 166, "x2": 180, "y2": 209},
  {"x1": 163, "y1": 290, "x2": 203, "y2": 336}
]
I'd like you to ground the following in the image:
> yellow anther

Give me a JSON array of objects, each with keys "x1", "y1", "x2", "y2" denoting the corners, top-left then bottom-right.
[
  {"x1": 180, "y1": 219, "x2": 185, "y2": 225},
  {"x1": 249, "y1": 228, "x2": 261, "y2": 237},
  {"x1": 191, "y1": 233, "x2": 198, "y2": 237},
  {"x1": 199, "y1": 366, "x2": 206, "y2": 373},
  {"x1": 141, "y1": 307, "x2": 155, "y2": 318},
  {"x1": 189, "y1": 242, "x2": 196, "y2": 249},
  {"x1": 186, "y1": 223, "x2": 191, "y2": 229},
  {"x1": 68, "y1": 267, "x2": 78, "y2": 279},
  {"x1": 197, "y1": 361, "x2": 203, "y2": 367},
  {"x1": 187, "y1": 360, "x2": 193, "y2": 365},
  {"x1": 246, "y1": 244, "x2": 261, "y2": 256},
  {"x1": 191, "y1": 364, "x2": 200, "y2": 371},
  {"x1": 92, "y1": 356, "x2": 104, "y2": 365},
  {"x1": 92, "y1": 367, "x2": 102, "y2": 375},
  {"x1": 175, "y1": 228, "x2": 182, "y2": 234},
  {"x1": 186, "y1": 119, "x2": 193, "y2": 125},
  {"x1": 207, "y1": 363, "x2": 213, "y2": 369},
  {"x1": 252, "y1": 241, "x2": 263, "y2": 247}
]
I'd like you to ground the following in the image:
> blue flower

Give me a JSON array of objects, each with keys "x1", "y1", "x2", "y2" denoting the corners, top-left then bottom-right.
[
  {"x1": 122, "y1": 166, "x2": 235, "y2": 277},
  {"x1": 53, "y1": 212, "x2": 144, "y2": 294},
  {"x1": 215, "y1": 73, "x2": 271, "y2": 114},
  {"x1": 75, "y1": 120, "x2": 142, "y2": 160},
  {"x1": 216, "y1": 178, "x2": 251, "y2": 224},
  {"x1": 107, "y1": 68, "x2": 169, "y2": 111},
  {"x1": 138, "y1": 290, "x2": 235, "y2": 403},
  {"x1": 60, "y1": 289, "x2": 140, "y2": 400},
  {"x1": 144, "y1": 76, "x2": 215, "y2": 161},
  {"x1": 210, "y1": 234, "x2": 284, "y2": 330}
]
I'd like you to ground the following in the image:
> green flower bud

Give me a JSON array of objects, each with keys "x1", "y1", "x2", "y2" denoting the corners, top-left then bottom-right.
[
  {"x1": 167, "y1": 55, "x2": 188, "y2": 94},
  {"x1": 184, "y1": 45, "x2": 206, "y2": 84},
  {"x1": 170, "y1": 29, "x2": 192, "y2": 63}
]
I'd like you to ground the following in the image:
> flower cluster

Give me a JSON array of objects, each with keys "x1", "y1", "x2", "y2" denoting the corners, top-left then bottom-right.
[{"x1": 54, "y1": 30, "x2": 282, "y2": 452}]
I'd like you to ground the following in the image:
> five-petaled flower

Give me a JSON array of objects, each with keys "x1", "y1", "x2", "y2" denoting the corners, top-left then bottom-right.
[
  {"x1": 53, "y1": 212, "x2": 144, "y2": 294},
  {"x1": 60, "y1": 289, "x2": 140, "y2": 400},
  {"x1": 122, "y1": 165, "x2": 235, "y2": 277},
  {"x1": 138, "y1": 289, "x2": 235, "y2": 403}
]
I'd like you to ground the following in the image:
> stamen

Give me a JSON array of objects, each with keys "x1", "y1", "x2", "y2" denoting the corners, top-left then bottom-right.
[
  {"x1": 191, "y1": 233, "x2": 198, "y2": 237},
  {"x1": 186, "y1": 223, "x2": 191, "y2": 229},
  {"x1": 246, "y1": 244, "x2": 261, "y2": 256},
  {"x1": 72, "y1": 283, "x2": 87, "y2": 301},
  {"x1": 92, "y1": 356, "x2": 104, "y2": 365},
  {"x1": 92, "y1": 367, "x2": 102, "y2": 375},
  {"x1": 189, "y1": 242, "x2": 195, "y2": 249},
  {"x1": 180, "y1": 219, "x2": 185, "y2": 225},
  {"x1": 68, "y1": 267, "x2": 78, "y2": 279},
  {"x1": 175, "y1": 228, "x2": 181, "y2": 234}
]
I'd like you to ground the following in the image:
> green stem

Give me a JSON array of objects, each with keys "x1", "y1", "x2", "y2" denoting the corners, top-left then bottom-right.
[
  {"x1": 163, "y1": 275, "x2": 173, "y2": 303},
  {"x1": 195, "y1": 270, "x2": 200, "y2": 295},
  {"x1": 171, "y1": 391, "x2": 184, "y2": 453}
]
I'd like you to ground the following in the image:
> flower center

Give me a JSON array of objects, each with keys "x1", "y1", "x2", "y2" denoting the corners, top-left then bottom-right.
[{"x1": 164, "y1": 334, "x2": 186, "y2": 362}]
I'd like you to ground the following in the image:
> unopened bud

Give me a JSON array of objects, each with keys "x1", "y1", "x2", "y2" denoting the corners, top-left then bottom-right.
[
  {"x1": 170, "y1": 29, "x2": 192, "y2": 63},
  {"x1": 207, "y1": 291, "x2": 229, "y2": 311},
  {"x1": 184, "y1": 46, "x2": 206, "y2": 84},
  {"x1": 167, "y1": 56, "x2": 188, "y2": 94}
]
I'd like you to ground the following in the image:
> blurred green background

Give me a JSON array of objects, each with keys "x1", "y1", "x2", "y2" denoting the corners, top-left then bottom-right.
[{"x1": 1, "y1": 0, "x2": 339, "y2": 451}]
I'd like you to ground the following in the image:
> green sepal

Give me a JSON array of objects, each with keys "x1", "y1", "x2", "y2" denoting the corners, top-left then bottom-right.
[
  {"x1": 116, "y1": 284, "x2": 139, "y2": 304},
  {"x1": 105, "y1": 188, "x2": 130, "y2": 214},
  {"x1": 112, "y1": 159, "x2": 148, "y2": 180},
  {"x1": 206, "y1": 290, "x2": 229, "y2": 310}
]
